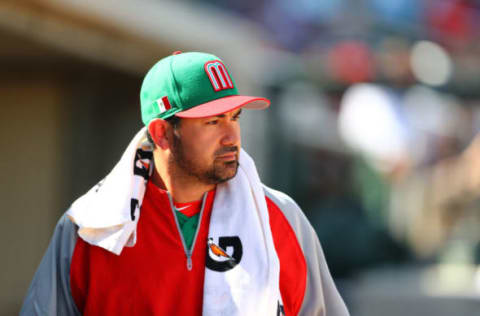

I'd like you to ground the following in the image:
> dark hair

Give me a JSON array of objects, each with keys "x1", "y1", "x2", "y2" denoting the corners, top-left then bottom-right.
[
  {"x1": 166, "y1": 115, "x2": 181, "y2": 129},
  {"x1": 146, "y1": 116, "x2": 181, "y2": 145}
]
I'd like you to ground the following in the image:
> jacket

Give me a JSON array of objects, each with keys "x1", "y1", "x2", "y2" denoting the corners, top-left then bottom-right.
[{"x1": 21, "y1": 181, "x2": 349, "y2": 316}]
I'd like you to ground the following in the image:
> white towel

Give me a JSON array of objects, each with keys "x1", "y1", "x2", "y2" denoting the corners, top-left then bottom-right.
[
  {"x1": 203, "y1": 149, "x2": 282, "y2": 315},
  {"x1": 67, "y1": 127, "x2": 153, "y2": 255}
]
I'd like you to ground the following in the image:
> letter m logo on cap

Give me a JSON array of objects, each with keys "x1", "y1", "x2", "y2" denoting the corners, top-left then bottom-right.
[{"x1": 204, "y1": 60, "x2": 234, "y2": 92}]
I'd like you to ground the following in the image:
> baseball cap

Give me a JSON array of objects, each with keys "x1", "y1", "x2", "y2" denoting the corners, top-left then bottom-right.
[{"x1": 140, "y1": 51, "x2": 270, "y2": 125}]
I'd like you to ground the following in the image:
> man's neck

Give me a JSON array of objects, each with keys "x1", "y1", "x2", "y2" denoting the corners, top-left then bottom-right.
[{"x1": 150, "y1": 167, "x2": 215, "y2": 203}]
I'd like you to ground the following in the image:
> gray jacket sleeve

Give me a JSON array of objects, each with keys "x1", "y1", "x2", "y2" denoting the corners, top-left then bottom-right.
[
  {"x1": 20, "y1": 213, "x2": 81, "y2": 316},
  {"x1": 264, "y1": 186, "x2": 350, "y2": 316}
]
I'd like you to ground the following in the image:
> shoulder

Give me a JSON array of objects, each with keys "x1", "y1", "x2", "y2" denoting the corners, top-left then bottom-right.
[
  {"x1": 262, "y1": 185, "x2": 319, "y2": 264},
  {"x1": 56, "y1": 212, "x2": 80, "y2": 251},
  {"x1": 263, "y1": 184, "x2": 298, "y2": 207},
  {"x1": 20, "y1": 212, "x2": 81, "y2": 316},
  {"x1": 263, "y1": 185, "x2": 316, "y2": 239},
  {"x1": 263, "y1": 185, "x2": 351, "y2": 316}
]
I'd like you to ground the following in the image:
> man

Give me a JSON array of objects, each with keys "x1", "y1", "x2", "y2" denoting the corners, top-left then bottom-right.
[{"x1": 21, "y1": 51, "x2": 349, "y2": 316}]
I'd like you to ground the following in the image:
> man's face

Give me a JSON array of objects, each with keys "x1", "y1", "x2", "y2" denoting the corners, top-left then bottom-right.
[{"x1": 168, "y1": 108, "x2": 242, "y2": 185}]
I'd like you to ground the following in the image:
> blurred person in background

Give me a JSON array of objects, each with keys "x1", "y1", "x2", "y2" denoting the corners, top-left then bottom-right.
[{"x1": 20, "y1": 51, "x2": 349, "y2": 316}]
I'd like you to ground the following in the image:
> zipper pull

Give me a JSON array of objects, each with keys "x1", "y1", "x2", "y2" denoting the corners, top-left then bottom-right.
[{"x1": 186, "y1": 256, "x2": 192, "y2": 271}]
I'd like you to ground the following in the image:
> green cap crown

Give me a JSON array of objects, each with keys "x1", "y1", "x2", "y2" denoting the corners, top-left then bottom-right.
[{"x1": 140, "y1": 52, "x2": 239, "y2": 124}]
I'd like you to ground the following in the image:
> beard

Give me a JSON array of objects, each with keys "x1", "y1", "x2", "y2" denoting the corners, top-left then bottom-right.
[{"x1": 168, "y1": 132, "x2": 239, "y2": 185}]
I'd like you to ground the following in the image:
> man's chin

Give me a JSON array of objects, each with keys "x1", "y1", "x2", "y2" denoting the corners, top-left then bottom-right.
[{"x1": 214, "y1": 161, "x2": 239, "y2": 183}]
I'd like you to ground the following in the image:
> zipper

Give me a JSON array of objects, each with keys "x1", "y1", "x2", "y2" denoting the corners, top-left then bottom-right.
[{"x1": 167, "y1": 192, "x2": 208, "y2": 271}]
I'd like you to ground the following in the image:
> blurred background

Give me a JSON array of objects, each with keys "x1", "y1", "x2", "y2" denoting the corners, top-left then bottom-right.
[{"x1": 1, "y1": 0, "x2": 480, "y2": 315}]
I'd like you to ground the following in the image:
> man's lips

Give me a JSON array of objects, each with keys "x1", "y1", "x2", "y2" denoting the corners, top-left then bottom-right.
[
  {"x1": 216, "y1": 152, "x2": 237, "y2": 160},
  {"x1": 215, "y1": 146, "x2": 239, "y2": 161}
]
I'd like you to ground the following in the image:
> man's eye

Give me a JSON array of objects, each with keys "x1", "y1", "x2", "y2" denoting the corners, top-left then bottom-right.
[
  {"x1": 232, "y1": 115, "x2": 241, "y2": 121},
  {"x1": 206, "y1": 120, "x2": 218, "y2": 125}
]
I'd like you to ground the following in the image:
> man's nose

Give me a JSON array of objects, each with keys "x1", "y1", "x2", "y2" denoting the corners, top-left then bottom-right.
[{"x1": 220, "y1": 122, "x2": 240, "y2": 146}]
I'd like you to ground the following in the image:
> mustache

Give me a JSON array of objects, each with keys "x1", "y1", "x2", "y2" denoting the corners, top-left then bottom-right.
[{"x1": 215, "y1": 146, "x2": 239, "y2": 156}]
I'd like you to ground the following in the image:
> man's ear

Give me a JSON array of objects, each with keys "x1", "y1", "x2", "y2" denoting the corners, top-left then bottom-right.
[{"x1": 148, "y1": 119, "x2": 170, "y2": 149}]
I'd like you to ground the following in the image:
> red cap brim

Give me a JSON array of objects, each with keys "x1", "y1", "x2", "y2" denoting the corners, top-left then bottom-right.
[{"x1": 175, "y1": 95, "x2": 270, "y2": 118}]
